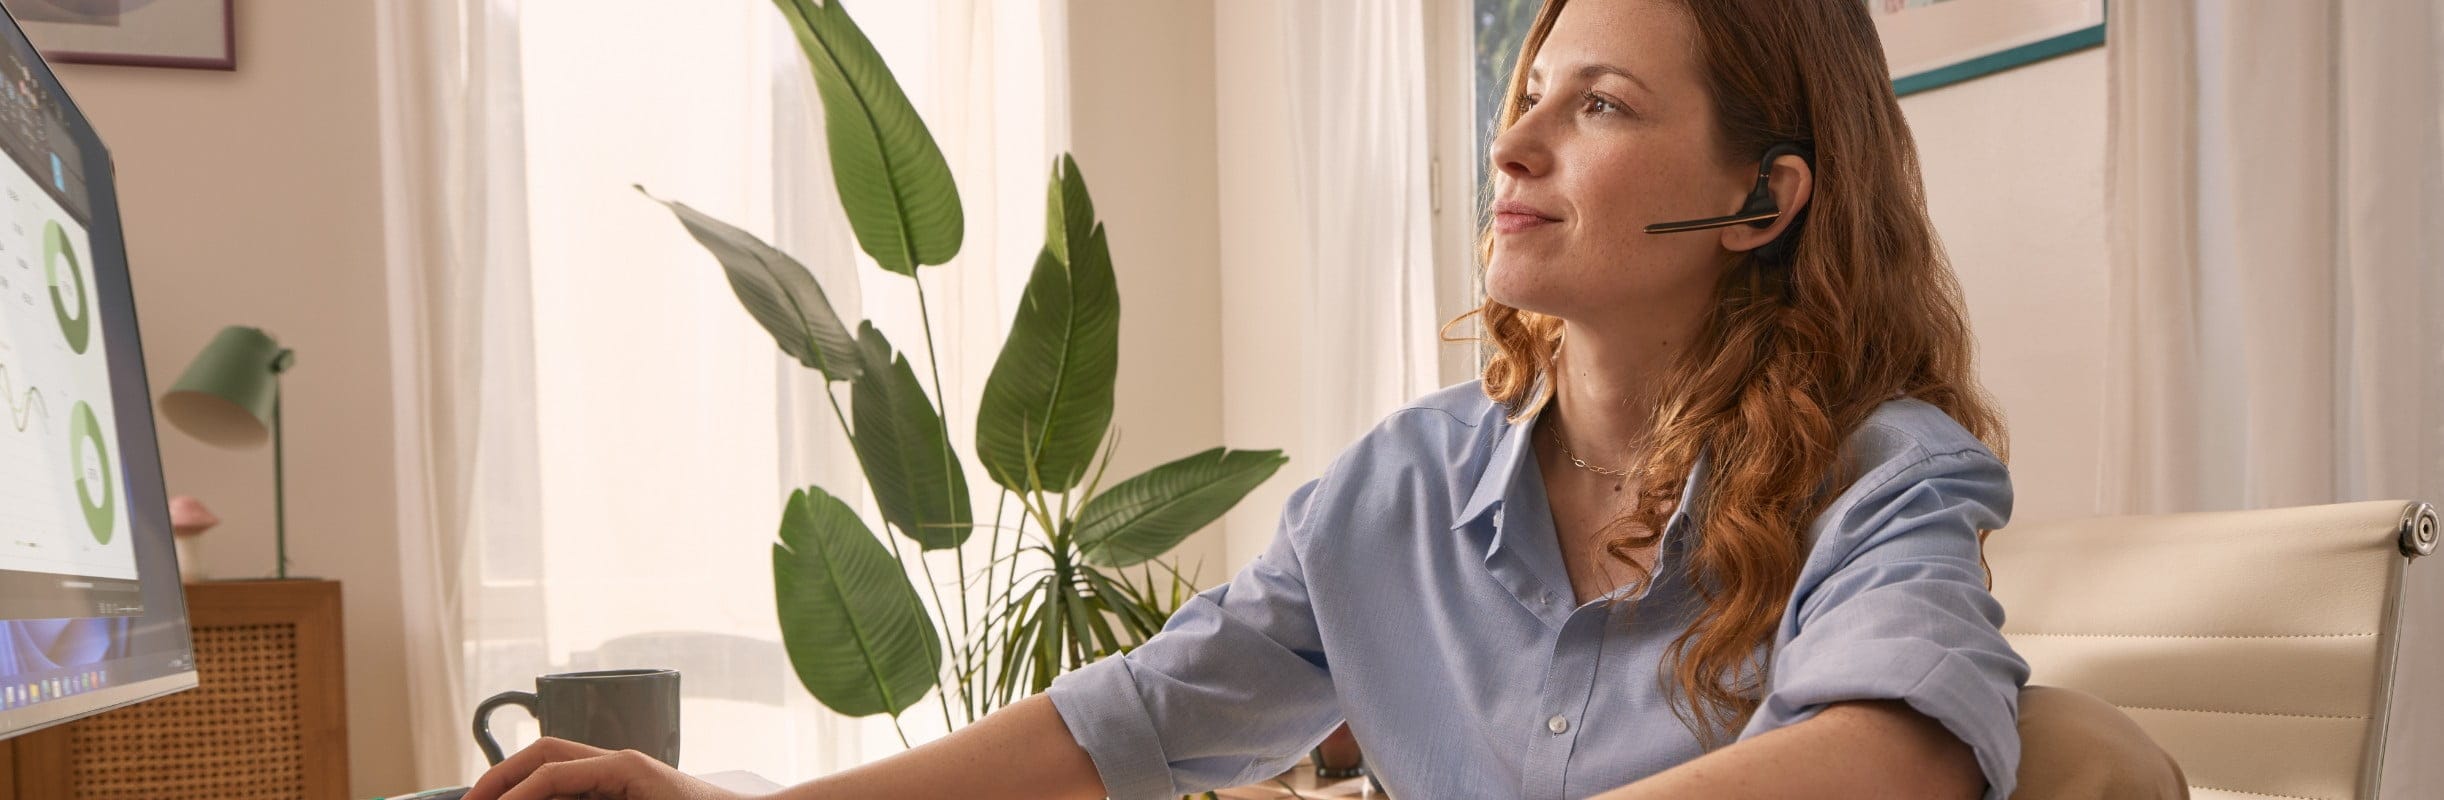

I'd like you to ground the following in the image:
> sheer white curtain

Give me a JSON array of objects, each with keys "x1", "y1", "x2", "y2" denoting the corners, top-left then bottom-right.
[
  {"x1": 1281, "y1": 0, "x2": 1445, "y2": 453},
  {"x1": 375, "y1": 0, "x2": 540, "y2": 787},
  {"x1": 1217, "y1": 0, "x2": 1445, "y2": 567},
  {"x1": 2100, "y1": 0, "x2": 2442, "y2": 793},
  {"x1": 379, "y1": 0, "x2": 1065, "y2": 785},
  {"x1": 2101, "y1": 0, "x2": 2444, "y2": 514}
]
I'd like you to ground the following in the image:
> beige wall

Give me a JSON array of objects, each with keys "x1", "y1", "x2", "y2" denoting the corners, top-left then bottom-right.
[
  {"x1": 46, "y1": 0, "x2": 412, "y2": 794},
  {"x1": 1066, "y1": 0, "x2": 1232, "y2": 578},
  {"x1": 1900, "y1": 48, "x2": 2111, "y2": 527}
]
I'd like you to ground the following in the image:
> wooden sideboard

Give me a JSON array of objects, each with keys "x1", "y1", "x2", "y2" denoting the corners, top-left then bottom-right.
[{"x1": 0, "y1": 579, "x2": 349, "y2": 800}]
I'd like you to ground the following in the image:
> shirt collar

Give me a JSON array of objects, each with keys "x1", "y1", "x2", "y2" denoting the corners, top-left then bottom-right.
[{"x1": 1449, "y1": 388, "x2": 1711, "y2": 533}]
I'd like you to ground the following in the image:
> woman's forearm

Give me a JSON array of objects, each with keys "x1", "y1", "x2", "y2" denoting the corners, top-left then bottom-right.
[
  {"x1": 1588, "y1": 700, "x2": 1983, "y2": 800},
  {"x1": 778, "y1": 694, "x2": 1108, "y2": 800}
]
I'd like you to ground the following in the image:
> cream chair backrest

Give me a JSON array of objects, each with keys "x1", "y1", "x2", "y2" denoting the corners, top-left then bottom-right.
[{"x1": 1985, "y1": 500, "x2": 2436, "y2": 800}]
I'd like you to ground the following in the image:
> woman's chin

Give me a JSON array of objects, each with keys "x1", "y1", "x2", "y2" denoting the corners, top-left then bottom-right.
[{"x1": 1482, "y1": 266, "x2": 1572, "y2": 318}]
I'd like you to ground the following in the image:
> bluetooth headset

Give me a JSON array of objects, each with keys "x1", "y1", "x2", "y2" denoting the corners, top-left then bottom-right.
[{"x1": 1640, "y1": 140, "x2": 1814, "y2": 264}]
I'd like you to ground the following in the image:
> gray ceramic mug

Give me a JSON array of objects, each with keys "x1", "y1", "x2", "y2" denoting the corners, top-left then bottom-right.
[{"x1": 473, "y1": 668, "x2": 682, "y2": 767}]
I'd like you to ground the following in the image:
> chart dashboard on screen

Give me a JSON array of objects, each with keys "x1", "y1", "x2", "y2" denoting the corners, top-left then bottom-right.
[
  {"x1": 0, "y1": 69, "x2": 138, "y2": 619},
  {"x1": 3, "y1": 164, "x2": 135, "y2": 580}
]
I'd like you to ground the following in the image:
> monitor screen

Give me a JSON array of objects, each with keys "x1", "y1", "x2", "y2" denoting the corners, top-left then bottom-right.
[{"x1": 0, "y1": 7, "x2": 195, "y2": 738}]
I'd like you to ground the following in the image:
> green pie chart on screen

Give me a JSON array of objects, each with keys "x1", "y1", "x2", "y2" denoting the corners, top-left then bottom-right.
[
  {"x1": 46, "y1": 220, "x2": 90, "y2": 355},
  {"x1": 70, "y1": 401, "x2": 114, "y2": 544}
]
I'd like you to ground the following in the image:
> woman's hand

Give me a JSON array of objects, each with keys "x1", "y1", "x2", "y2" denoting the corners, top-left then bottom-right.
[
  {"x1": 460, "y1": 695, "x2": 1099, "y2": 800},
  {"x1": 464, "y1": 737, "x2": 755, "y2": 800}
]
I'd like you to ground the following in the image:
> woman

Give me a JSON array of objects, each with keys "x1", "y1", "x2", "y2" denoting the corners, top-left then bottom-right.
[{"x1": 468, "y1": 1, "x2": 2161, "y2": 798}]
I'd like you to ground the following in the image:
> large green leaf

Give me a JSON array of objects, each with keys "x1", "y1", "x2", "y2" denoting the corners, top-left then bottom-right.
[
  {"x1": 975, "y1": 158, "x2": 1119, "y2": 494},
  {"x1": 638, "y1": 187, "x2": 862, "y2": 381},
  {"x1": 773, "y1": 487, "x2": 941, "y2": 717},
  {"x1": 1044, "y1": 152, "x2": 1095, "y2": 267},
  {"x1": 771, "y1": 0, "x2": 962, "y2": 275},
  {"x1": 849, "y1": 322, "x2": 974, "y2": 550},
  {"x1": 1075, "y1": 447, "x2": 1288, "y2": 567}
]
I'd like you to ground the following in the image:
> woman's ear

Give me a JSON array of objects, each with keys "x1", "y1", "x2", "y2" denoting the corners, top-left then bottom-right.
[{"x1": 1719, "y1": 153, "x2": 1813, "y2": 254}]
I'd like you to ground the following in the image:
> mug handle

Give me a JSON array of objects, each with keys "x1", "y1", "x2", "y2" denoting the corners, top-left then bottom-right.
[{"x1": 473, "y1": 690, "x2": 540, "y2": 765}]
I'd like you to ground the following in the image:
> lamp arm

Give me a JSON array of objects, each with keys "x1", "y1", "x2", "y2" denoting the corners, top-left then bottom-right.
[{"x1": 273, "y1": 389, "x2": 286, "y2": 579}]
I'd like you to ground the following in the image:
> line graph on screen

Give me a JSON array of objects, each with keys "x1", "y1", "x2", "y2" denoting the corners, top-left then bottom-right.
[{"x1": 1, "y1": 359, "x2": 48, "y2": 434}]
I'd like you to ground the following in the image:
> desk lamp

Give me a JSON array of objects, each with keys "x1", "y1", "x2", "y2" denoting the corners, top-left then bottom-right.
[{"x1": 159, "y1": 325, "x2": 296, "y2": 578}]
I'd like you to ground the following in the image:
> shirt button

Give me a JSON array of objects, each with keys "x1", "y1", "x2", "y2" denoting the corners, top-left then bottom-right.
[
  {"x1": 1539, "y1": 592, "x2": 1553, "y2": 606},
  {"x1": 1547, "y1": 715, "x2": 1569, "y2": 734}
]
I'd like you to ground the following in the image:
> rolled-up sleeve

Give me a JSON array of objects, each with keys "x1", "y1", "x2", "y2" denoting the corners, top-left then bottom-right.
[
  {"x1": 1737, "y1": 445, "x2": 2031, "y2": 800},
  {"x1": 1046, "y1": 477, "x2": 1343, "y2": 800}
]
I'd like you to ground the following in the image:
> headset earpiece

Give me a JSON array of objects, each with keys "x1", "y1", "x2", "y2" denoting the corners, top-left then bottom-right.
[
  {"x1": 1749, "y1": 141, "x2": 1812, "y2": 264},
  {"x1": 1642, "y1": 140, "x2": 1815, "y2": 261}
]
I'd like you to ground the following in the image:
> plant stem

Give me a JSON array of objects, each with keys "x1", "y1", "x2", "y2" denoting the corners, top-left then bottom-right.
[
  {"x1": 975, "y1": 487, "x2": 1013, "y2": 723},
  {"x1": 911, "y1": 538, "x2": 962, "y2": 732},
  {"x1": 1026, "y1": 492, "x2": 1064, "y2": 554},
  {"x1": 905, "y1": 275, "x2": 971, "y2": 731},
  {"x1": 954, "y1": 535, "x2": 970, "y2": 718},
  {"x1": 999, "y1": 501, "x2": 1042, "y2": 708},
  {"x1": 910, "y1": 276, "x2": 974, "y2": 692}
]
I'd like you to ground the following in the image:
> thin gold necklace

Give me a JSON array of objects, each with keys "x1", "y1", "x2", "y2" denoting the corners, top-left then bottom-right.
[{"x1": 1547, "y1": 417, "x2": 1632, "y2": 484}]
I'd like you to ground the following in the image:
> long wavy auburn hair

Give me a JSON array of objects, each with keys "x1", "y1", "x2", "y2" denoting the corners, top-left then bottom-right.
[{"x1": 1449, "y1": 0, "x2": 2010, "y2": 747}]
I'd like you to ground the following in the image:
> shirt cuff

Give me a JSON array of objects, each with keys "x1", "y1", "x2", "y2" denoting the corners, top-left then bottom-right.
[
  {"x1": 1751, "y1": 638, "x2": 2023, "y2": 800},
  {"x1": 1047, "y1": 654, "x2": 1177, "y2": 800}
]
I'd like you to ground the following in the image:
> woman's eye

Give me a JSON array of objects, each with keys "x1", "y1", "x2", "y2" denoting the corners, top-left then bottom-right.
[
  {"x1": 1580, "y1": 91, "x2": 1622, "y2": 115},
  {"x1": 1513, "y1": 92, "x2": 1539, "y2": 114}
]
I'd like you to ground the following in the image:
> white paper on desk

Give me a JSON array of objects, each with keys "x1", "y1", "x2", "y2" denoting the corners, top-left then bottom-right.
[{"x1": 698, "y1": 770, "x2": 785, "y2": 793}]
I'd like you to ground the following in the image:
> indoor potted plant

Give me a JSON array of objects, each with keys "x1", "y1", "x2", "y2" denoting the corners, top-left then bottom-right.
[{"x1": 639, "y1": 3, "x2": 1292, "y2": 783}]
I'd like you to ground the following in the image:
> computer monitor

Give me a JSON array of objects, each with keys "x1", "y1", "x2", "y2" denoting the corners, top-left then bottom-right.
[{"x1": 0, "y1": 8, "x2": 197, "y2": 738}]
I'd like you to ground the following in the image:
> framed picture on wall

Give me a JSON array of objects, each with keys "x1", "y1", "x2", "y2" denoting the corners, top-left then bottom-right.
[
  {"x1": 0, "y1": 0, "x2": 234, "y2": 71},
  {"x1": 1870, "y1": 0, "x2": 2103, "y2": 96}
]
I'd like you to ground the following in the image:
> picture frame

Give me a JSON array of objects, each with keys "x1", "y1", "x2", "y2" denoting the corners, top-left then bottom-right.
[
  {"x1": 1869, "y1": 0, "x2": 2103, "y2": 96},
  {"x1": 0, "y1": 0, "x2": 234, "y2": 71}
]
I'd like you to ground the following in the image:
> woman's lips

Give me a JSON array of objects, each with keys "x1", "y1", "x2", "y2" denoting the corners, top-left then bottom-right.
[
  {"x1": 1489, "y1": 198, "x2": 1560, "y2": 234},
  {"x1": 1493, "y1": 212, "x2": 1559, "y2": 234}
]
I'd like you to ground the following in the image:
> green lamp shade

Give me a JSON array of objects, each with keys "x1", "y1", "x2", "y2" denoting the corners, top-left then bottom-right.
[{"x1": 161, "y1": 326, "x2": 290, "y2": 449}]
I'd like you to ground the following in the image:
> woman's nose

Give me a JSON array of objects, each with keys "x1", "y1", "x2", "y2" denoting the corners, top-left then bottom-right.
[{"x1": 1489, "y1": 113, "x2": 1551, "y2": 181}]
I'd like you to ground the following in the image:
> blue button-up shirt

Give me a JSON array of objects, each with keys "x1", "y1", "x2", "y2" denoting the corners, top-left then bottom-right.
[{"x1": 1048, "y1": 380, "x2": 2028, "y2": 799}]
